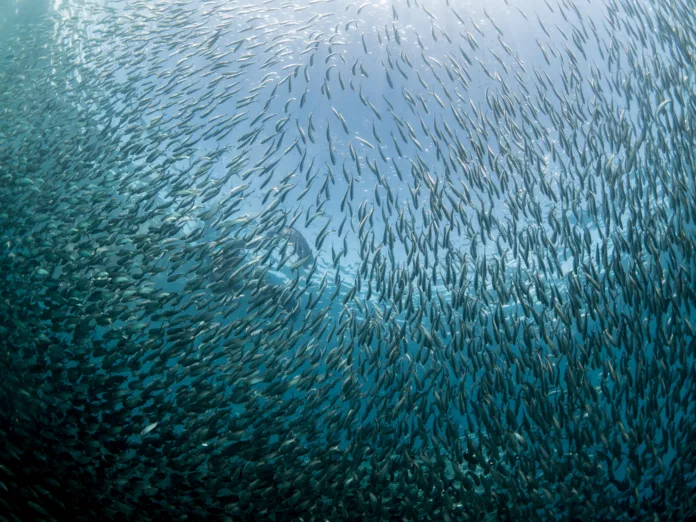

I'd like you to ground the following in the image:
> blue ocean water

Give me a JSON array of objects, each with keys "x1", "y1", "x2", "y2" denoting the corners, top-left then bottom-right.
[{"x1": 1, "y1": 0, "x2": 695, "y2": 520}]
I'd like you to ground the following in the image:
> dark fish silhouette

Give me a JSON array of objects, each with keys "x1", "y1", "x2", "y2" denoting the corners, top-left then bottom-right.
[{"x1": 280, "y1": 226, "x2": 314, "y2": 268}]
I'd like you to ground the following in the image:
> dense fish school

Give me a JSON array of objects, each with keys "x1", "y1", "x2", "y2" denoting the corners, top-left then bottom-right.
[{"x1": 1, "y1": 0, "x2": 695, "y2": 519}]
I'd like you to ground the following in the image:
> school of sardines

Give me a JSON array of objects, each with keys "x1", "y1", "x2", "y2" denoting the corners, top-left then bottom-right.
[{"x1": 0, "y1": 0, "x2": 695, "y2": 519}]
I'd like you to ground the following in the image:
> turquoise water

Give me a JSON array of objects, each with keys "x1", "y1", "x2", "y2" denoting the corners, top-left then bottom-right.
[{"x1": 1, "y1": 0, "x2": 695, "y2": 520}]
